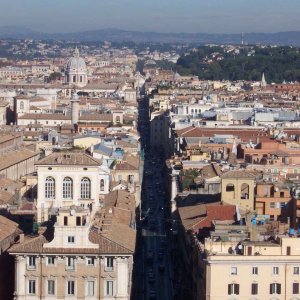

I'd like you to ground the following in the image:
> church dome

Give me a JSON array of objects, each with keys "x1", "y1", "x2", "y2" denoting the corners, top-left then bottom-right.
[
  {"x1": 65, "y1": 48, "x2": 87, "y2": 73},
  {"x1": 64, "y1": 47, "x2": 88, "y2": 88}
]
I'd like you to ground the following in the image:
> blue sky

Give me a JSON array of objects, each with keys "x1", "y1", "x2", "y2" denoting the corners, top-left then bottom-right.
[{"x1": 0, "y1": 0, "x2": 299, "y2": 33}]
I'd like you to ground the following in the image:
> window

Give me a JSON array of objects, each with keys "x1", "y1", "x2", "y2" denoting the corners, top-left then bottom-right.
[
  {"x1": 247, "y1": 246, "x2": 252, "y2": 256},
  {"x1": 76, "y1": 216, "x2": 81, "y2": 226},
  {"x1": 241, "y1": 183, "x2": 249, "y2": 199},
  {"x1": 106, "y1": 257, "x2": 114, "y2": 271},
  {"x1": 87, "y1": 257, "x2": 95, "y2": 266},
  {"x1": 28, "y1": 256, "x2": 36, "y2": 269},
  {"x1": 231, "y1": 267, "x2": 237, "y2": 275},
  {"x1": 68, "y1": 236, "x2": 75, "y2": 244},
  {"x1": 67, "y1": 257, "x2": 75, "y2": 270},
  {"x1": 228, "y1": 283, "x2": 239, "y2": 295},
  {"x1": 287, "y1": 246, "x2": 291, "y2": 256},
  {"x1": 273, "y1": 267, "x2": 279, "y2": 275},
  {"x1": 28, "y1": 279, "x2": 36, "y2": 294},
  {"x1": 64, "y1": 216, "x2": 68, "y2": 226},
  {"x1": 280, "y1": 202, "x2": 286, "y2": 208},
  {"x1": 128, "y1": 175, "x2": 134, "y2": 184},
  {"x1": 80, "y1": 177, "x2": 91, "y2": 199},
  {"x1": 280, "y1": 191, "x2": 284, "y2": 197},
  {"x1": 251, "y1": 283, "x2": 258, "y2": 295},
  {"x1": 87, "y1": 281, "x2": 95, "y2": 296},
  {"x1": 20, "y1": 101, "x2": 24, "y2": 110},
  {"x1": 106, "y1": 281, "x2": 114, "y2": 296},
  {"x1": 270, "y1": 202, "x2": 275, "y2": 209},
  {"x1": 270, "y1": 283, "x2": 281, "y2": 294},
  {"x1": 100, "y1": 179, "x2": 105, "y2": 191},
  {"x1": 294, "y1": 267, "x2": 300, "y2": 275},
  {"x1": 252, "y1": 267, "x2": 258, "y2": 275},
  {"x1": 293, "y1": 282, "x2": 300, "y2": 294},
  {"x1": 45, "y1": 177, "x2": 55, "y2": 198},
  {"x1": 67, "y1": 280, "x2": 75, "y2": 295},
  {"x1": 47, "y1": 257, "x2": 55, "y2": 265},
  {"x1": 226, "y1": 184, "x2": 235, "y2": 192},
  {"x1": 47, "y1": 280, "x2": 55, "y2": 295},
  {"x1": 62, "y1": 177, "x2": 73, "y2": 199}
]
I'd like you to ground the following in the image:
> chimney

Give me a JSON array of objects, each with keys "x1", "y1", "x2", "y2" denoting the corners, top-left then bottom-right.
[{"x1": 19, "y1": 233, "x2": 24, "y2": 243}]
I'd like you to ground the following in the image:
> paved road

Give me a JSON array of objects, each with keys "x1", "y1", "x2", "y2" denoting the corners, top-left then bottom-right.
[{"x1": 132, "y1": 95, "x2": 173, "y2": 300}]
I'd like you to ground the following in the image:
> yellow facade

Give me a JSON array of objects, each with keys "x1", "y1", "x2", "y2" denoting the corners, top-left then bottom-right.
[
  {"x1": 221, "y1": 171, "x2": 255, "y2": 211},
  {"x1": 204, "y1": 237, "x2": 300, "y2": 300}
]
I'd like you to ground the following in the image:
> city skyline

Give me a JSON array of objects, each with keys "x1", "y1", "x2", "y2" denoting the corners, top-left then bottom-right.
[{"x1": 0, "y1": 0, "x2": 300, "y2": 34}]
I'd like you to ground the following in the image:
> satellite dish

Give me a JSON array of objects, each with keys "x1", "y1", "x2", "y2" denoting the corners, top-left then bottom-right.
[{"x1": 70, "y1": 210, "x2": 76, "y2": 216}]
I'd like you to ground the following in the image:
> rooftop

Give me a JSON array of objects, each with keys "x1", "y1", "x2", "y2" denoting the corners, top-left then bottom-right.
[{"x1": 36, "y1": 152, "x2": 101, "y2": 166}]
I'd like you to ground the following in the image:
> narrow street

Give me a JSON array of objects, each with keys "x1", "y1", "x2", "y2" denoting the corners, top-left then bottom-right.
[{"x1": 131, "y1": 94, "x2": 174, "y2": 300}]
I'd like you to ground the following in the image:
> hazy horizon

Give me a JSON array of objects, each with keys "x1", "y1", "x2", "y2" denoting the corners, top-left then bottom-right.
[{"x1": 0, "y1": 0, "x2": 300, "y2": 34}]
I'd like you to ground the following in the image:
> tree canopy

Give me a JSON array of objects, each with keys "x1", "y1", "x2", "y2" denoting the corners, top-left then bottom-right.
[{"x1": 175, "y1": 45, "x2": 300, "y2": 83}]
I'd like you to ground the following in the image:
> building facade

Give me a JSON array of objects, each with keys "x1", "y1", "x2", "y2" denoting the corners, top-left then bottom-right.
[
  {"x1": 9, "y1": 207, "x2": 134, "y2": 300},
  {"x1": 10, "y1": 151, "x2": 135, "y2": 300},
  {"x1": 202, "y1": 236, "x2": 300, "y2": 300},
  {"x1": 35, "y1": 152, "x2": 110, "y2": 223}
]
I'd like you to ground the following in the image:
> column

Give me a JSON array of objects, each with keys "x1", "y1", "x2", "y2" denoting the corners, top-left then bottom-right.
[
  {"x1": 15, "y1": 255, "x2": 26, "y2": 299},
  {"x1": 116, "y1": 257, "x2": 129, "y2": 299}
]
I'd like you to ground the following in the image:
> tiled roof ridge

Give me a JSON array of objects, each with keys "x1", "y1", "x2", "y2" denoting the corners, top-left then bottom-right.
[
  {"x1": 97, "y1": 233, "x2": 134, "y2": 254},
  {"x1": 36, "y1": 152, "x2": 101, "y2": 166}
]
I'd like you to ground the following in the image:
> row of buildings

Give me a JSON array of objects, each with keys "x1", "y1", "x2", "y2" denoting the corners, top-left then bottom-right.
[
  {"x1": 145, "y1": 67, "x2": 300, "y2": 299},
  {"x1": 0, "y1": 46, "x2": 144, "y2": 300}
]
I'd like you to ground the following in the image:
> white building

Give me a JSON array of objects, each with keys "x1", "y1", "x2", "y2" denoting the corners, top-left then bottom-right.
[
  {"x1": 9, "y1": 151, "x2": 135, "y2": 300},
  {"x1": 35, "y1": 152, "x2": 110, "y2": 223}
]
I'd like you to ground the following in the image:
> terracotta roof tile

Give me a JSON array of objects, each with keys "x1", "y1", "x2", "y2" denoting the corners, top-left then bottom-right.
[
  {"x1": 0, "y1": 148, "x2": 38, "y2": 171},
  {"x1": 36, "y1": 152, "x2": 101, "y2": 166},
  {"x1": 9, "y1": 227, "x2": 135, "y2": 254},
  {"x1": 221, "y1": 170, "x2": 256, "y2": 179},
  {"x1": 0, "y1": 216, "x2": 19, "y2": 242},
  {"x1": 19, "y1": 113, "x2": 69, "y2": 120}
]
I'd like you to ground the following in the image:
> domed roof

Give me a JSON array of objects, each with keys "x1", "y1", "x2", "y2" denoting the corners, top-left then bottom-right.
[{"x1": 65, "y1": 48, "x2": 87, "y2": 73}]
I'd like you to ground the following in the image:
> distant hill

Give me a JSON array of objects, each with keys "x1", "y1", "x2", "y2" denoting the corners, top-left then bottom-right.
[{"x1": 0, "y1": 27, "x2": 300, "y2": 46}]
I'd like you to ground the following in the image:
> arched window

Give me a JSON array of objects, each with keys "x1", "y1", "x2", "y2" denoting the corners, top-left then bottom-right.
[
  {"x1": 45, "y1": 177, "x2": 55, "y2": 198},
  {"x1": 241, "y1": 183, "x2": 250, "y2": 199},
  {"x1": 20, "y1": 101, "x2": 24, "y2": 110},
  {"x1": 100, "y1": 179, "x2": 105, "y2": 192},
  {"x1": 63, "y1": 177, "x2": 73, "y2": 199},
  {"x1": 81, "y1": 177, "x2": 91, "y2": 199}
]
